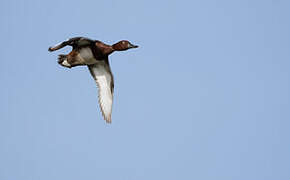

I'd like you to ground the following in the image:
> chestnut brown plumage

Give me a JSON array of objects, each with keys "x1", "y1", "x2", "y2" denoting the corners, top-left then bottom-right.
[{"x1": 48, "y1": 37, "x2": 138, "y2": 123}]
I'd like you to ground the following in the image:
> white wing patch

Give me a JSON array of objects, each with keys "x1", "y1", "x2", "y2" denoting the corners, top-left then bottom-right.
[{"x1": 88, "y1": 61, "x2": 114, "y2": 123}]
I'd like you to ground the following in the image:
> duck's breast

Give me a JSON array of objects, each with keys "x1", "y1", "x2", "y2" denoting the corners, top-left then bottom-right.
[{"x1": 78, "y1": 47, "x2": 97, "y2": 65}]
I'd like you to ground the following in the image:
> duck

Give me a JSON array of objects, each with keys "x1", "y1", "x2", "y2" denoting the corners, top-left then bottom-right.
[{"x1": 48, "y1": 37, "x2": 138, "y2": 123}]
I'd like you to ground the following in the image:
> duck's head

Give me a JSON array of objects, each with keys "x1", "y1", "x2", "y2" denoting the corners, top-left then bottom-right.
[{"x1": 112, "y1": 40, "x2": 138, "y2": 51}]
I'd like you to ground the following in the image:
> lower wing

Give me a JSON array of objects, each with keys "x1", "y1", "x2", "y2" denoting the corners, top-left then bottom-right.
[{"x1": 88, "y1": 60, "x2": 114, "y2": 123}]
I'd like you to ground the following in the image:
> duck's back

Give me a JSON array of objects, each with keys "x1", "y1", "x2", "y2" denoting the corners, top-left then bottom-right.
[{"x1": 69, "y1": 37, "x2": 95, "y2": 48}]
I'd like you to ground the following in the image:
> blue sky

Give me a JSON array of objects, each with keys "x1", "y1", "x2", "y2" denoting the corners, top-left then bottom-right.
[{"x1": 1, "y1": 0, "x2": 290, "y2": 179}]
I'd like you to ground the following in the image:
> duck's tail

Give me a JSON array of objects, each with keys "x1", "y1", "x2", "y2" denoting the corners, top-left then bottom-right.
[{"x1": 58, "y1": 54, "x2": 71, "y2": 68}]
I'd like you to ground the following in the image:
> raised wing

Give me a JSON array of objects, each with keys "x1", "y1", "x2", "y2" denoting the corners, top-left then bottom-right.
[
  {"x1": 48, "y1": 37, "x2": 95, "y2": 52},
  {"x1": 88, "y1": 60, "x2": 114, "y2": 123}
]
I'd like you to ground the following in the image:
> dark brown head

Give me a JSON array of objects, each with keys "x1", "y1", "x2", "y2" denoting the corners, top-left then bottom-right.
[{"x1": 112, "y1": 40, "x2": 138, "y2": 51}]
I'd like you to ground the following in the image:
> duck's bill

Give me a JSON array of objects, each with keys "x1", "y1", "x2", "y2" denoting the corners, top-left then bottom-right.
[{"x1": 129, "y1": 44, "x2": 139, "y2": 48}]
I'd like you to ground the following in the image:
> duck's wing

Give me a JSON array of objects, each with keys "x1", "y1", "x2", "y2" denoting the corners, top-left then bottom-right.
[
  {"x1": 48, "y1": 37, "x2": 95, "y2": 52},
  {"x1": 88, "y1": 60, "x2": 114, "y2": 123}
]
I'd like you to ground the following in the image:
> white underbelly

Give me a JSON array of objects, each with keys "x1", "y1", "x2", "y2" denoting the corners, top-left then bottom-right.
[{"x1": 78, "y1": 47, "x2": 97, "y2": 65}]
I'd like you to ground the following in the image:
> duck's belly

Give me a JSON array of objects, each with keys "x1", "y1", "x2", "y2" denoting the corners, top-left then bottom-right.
[{"x1": 78, "y1": 47, "x2": 97, "y2": 65}]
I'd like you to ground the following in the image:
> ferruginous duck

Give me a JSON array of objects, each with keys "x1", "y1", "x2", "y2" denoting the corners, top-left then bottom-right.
[{"x1": 48, "y1": 37, "x2": 138, "y2": 123}]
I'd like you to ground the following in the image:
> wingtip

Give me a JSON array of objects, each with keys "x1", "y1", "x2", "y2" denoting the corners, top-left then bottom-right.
[{"x1": 105, "y1": 117, "x2": 112, "y2": 124}]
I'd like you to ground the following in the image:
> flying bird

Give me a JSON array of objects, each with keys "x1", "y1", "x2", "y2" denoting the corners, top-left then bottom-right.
[{"x1": 48, "y1": 37, "x2": 138, "y2": 123}]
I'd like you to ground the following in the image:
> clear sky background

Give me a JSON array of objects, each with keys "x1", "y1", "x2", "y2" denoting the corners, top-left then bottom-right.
[{"x1": 1, "y1": 0, "x2": 290, "y2": 179}]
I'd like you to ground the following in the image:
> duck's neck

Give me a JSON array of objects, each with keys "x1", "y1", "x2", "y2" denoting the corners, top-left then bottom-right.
[
  {"x1": 104, "y1": 46, "x2": 114, "y2": 55},
  {"x1": 112, "y1": 43, "x2": 119, "y2": 51},
  {"x1": 95, "y1": 41, "x2": 115, "y2": 55}
]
